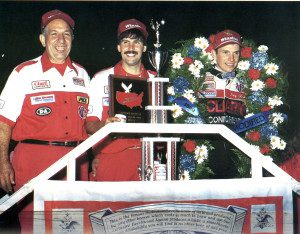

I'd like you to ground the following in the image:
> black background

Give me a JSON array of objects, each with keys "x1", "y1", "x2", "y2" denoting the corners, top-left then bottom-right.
[{"x1": 0, "y1": 1, "x2": 299, "y2": 135}]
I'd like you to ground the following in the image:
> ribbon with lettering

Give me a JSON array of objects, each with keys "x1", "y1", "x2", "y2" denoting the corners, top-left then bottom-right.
[
  {"x1": 233, "y1": 111, "x2": 270, "y2": 133},
  {"x1": 173, "y1": 96, "x2": 199, "y2": 116}
]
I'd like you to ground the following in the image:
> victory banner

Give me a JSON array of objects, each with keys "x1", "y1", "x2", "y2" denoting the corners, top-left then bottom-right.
[{"x1": 33, "y1": 178, "x2": 293, "y2": 233}]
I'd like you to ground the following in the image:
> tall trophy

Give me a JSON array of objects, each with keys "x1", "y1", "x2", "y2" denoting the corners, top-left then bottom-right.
[
  {"x1": 148, "y1": 19, "x2": 168, "y2": 77},
  {"x1": 141, "y1": 20, "x2": 179, "y2": 182}
]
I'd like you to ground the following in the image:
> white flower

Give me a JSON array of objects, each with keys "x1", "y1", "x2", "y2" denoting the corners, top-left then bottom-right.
[
  {"x1": 171, "y1": 53, "x2": 184, "y2": 69},
  {"x1": 194, "y1": 37, "x2": 209, "y2": 50},
  {"x1": 180, "y1": 170, "x2": 190, "y2": 181},
  {"x1": 258, "y1": 45, "x2": 268, "y2": 53},
  {"x1": 167, "y1": 86, "x2": 175, "y2": 95},
  {"x1": 172, "y1": 103, "x2": 183, "y2": 118},
  {"x1": 183, "y1": 90, "x2": 196, "y2": 103},
  {"x1": 271, "y1": 112, "x2": 284, "y2": 126},
  {"x1": 268, "y1": 95, "x2": 283, "y2": 108},
  {"x1": 188, "y1": 60, "x2": 204, "y2": 78},
  {"x1": 202, "y1": 50, "x2": 214, "y2": 62},
  {"x1": 237, "y1": 60, "x2": 251, "y2": 71},
  {"x1": 264, "y1": 62, "x2": 279, "y2": 75},
  {"x1": 250, "y1": 80, "x2": 265, "y2": 91},
  {"x1": 194, "y1": 145, "x2": 208, "y2": 164},
  {"x1": 270, "y1": 136, "x2": 281, "y2": 149},
  {"x1": 278, "y1": 139, "x2": 287, "y2": 150},
  {"x1": 270, "y1": 136, "x2": 286, "y2": 150}
]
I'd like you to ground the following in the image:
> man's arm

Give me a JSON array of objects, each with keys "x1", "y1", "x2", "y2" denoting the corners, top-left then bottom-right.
[
  {"x1": 0, "y1": 122, "x2": 15, "y2": 193},
  {"x1": 85, "y1": 117, "x2": 121, "y2": 135}
]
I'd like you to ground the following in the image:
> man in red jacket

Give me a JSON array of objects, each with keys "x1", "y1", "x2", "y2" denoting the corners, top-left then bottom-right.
[
  {"x1": 86, "y1": 19, "x2": 156, "y2": 181},
  {"x1": 0, "y1": 9, "x2": 90, "y2": 233}
]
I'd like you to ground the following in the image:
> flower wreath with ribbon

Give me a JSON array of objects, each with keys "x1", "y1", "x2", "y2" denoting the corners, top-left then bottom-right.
[{"x1": 165, "y1": 34, "x2": 289, "y2": 180}]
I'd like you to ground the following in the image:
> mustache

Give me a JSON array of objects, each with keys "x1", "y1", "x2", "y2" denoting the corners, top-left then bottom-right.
[{"x1": 124, "y1": 51, "x2": 138, "y2": 55}]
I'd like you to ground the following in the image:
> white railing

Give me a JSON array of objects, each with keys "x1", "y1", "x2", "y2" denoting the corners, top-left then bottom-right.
[{"x1": 0, "y1": 123, "x2": 298, "y2": 214}]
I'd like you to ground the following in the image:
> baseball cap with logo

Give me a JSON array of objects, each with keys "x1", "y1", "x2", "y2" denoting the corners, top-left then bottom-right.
[
  {"x1": 212, "y1": 29, "x2": 242, "y2": 50},
  {"x1": 118, "y1": 19, "x2": 148, "y2": 39},
  {"x1": 41, "y1": 9, "x2": 75, "y2": 31}
]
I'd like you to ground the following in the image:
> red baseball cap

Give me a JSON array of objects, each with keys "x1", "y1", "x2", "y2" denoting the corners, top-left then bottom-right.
[
  {"x1": 41, "y1": 9, "x2": 75, "y2": 31},
  {"x1": 118, "y1": 19, "x2": 148, "y2": 39},
  {"x1": 212, "y1": 29, "x2": 242, "y2": 49}
]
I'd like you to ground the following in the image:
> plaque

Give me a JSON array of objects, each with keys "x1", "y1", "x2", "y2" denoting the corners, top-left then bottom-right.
[{"x1": 109, "y1": 75, "x2": 150, "y2": 123}]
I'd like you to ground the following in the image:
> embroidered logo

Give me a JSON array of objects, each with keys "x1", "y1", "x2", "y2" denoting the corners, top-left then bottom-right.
[
  {"x1": 31, "y1": 80, "x2": 51, "y2": 90},
  {"x1": 78, "y1": 106, "x2": 88, "y2": 119},
  {"x1": 31, "y1": 94, "x2": 55, "y2": 105},
  {"x1": 73, "y1": 78, "x2": 85, "y2": 87},
  {"x1": 36, "y1": 106, "x2": 52, "y2": 116},
  {"x1": 77, "y1": 96, "x2": 89, "y2": 104}
]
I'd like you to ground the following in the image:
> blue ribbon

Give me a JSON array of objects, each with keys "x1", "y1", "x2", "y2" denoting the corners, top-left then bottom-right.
[
  {"x1": 173, "y1": 97, "x2": 199, "y2": 116},
  {"x1": 233, "y1": 111, "x2": 270, "y2": 133},
  {"x1": 222, "y1": 72, "x2": 236, "y2": 79}
]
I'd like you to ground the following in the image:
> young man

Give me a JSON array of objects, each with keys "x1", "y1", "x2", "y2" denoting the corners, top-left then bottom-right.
[
  {"x1": 86, "y1": 19, "x2": 156, "y2": 181},
  {"x1": 200, "y1": 29, "x2": 246, "y2": 178},
  {"x1": 0, "y1": 9, "x2": 90, "y2": 232}
]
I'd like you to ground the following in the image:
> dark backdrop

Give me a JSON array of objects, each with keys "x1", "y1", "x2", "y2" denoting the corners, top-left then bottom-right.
[{"x1": 0, "y1": 1, "x2": 299, "y2": 134}]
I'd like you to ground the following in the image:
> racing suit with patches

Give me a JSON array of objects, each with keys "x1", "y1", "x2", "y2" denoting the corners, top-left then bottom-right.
[
  {"x1": 0, "y1": 52, "x2": 90, "y2": 232},
  {"x1": 87, "y1": 61, "x2": 156, "y2": 181},
  {"x1": 199, "y1": 68, "x2": 246, "y2": 178}
]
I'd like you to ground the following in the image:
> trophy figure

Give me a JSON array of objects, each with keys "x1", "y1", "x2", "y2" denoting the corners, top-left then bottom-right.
[{"x1": 148, "y1": 19, "x2": 168, "y2": 77}]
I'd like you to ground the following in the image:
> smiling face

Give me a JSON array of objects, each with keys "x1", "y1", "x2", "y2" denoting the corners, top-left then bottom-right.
[
  {"x1": 39, "y1": 19, "x2": 73, "y2": 64},
  {"x1": 117, "y1": 37, "x2": 146, "y2": 74},
  {"x1": 212, "y1": 43, "x2": 240, "y2": 73}
]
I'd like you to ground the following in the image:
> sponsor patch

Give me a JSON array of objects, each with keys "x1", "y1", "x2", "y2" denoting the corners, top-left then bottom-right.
[
  {"x1": 78, "y1": 106, "x2": 88, "y2": 119},
  {"x1": 102, "y1": 97, "x2": 109, "y2": 106},
  {"x1": 0, "y1": 99, "x2": 5, "y2": 109},
  {"x1": 31, "y1": 80, "x2": 51, "y2": 90},
  {"x1": 73, "y1": 77, "x2": 85, "y2": 87},
  {"x1": 104, "y1": 85, "x2": 109, "y2": 94},
  {"x1": 77, "y1": 96, "x2": 89, "y2": 104},
  {"x1": 31, "y1": 94, "x2": 55, "y2": 105},
  {"x1": 36, "y1": 106, "x2": 52, "y2": 116}
]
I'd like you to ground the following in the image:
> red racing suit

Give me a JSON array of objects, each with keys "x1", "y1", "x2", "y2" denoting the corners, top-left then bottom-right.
[
  {"x1": 87, "y1": 61, "x2": 155, "y2": 181},
  {"x1": 0, "y1": 52, "x2": 90, "y2": 232}
]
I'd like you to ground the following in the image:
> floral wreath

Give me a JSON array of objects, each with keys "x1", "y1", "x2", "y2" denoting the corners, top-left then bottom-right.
[{"x1": 165, "y1": 35, "x2": 289, "y2": 180}]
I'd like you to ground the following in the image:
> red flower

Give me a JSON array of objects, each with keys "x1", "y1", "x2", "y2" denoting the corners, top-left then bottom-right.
[
  {"x1": 184, "y1": 57, "x2": 193, "y2": 65},
  {"x1": 247, "y1": 68, "x2": 261, "y2": 80},
  {"x1": 260, "y1": 144, "x2": 271, "y2": 155},
  {"x1": 183, "y1": 140, "x2": 197, "y2": 153},
  {"x1": 265, "y1": 77, "x2": 277, "y2": 89},
  {"x1": 208, "y1": 34, "x2": 215, "y2": 44},
  {"x1": 246, "y1": 131, "x2": 261, "y2": 142},
  {"x1": 241, "y1": 47, "x2": 252, "y2": 58},
  {"x1": 261, "y1": 106, "x2": 271, "y2": 112}
]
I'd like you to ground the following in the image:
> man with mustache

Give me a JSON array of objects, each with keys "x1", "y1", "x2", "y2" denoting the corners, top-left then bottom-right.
[
  {"x1": 86, "y1": 19, "x2": 156, "y2": 181},
  {"x1": 0, "y1": 9, "x2": 90, "y2": 232},
  {"x1": 199, "y1": 29, "x2": 246, "y2": 178}
]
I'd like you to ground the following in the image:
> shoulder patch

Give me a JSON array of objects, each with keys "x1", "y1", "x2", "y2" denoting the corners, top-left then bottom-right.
[{"x1": 15, "y1": 60, "x2": 38, "y2": 73}]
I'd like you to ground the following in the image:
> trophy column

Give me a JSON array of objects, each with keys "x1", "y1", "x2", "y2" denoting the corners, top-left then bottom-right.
[{"x1": 140, "y1": 19, "x2": 179, "y2": 181}]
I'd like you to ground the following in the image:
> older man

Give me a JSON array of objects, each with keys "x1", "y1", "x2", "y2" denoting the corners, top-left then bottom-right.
[{"x1": 0, "y1": 9, "x2": 90, "y2": 232}]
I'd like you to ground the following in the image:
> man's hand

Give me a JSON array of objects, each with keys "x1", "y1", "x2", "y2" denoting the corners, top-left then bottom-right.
[{"x1": 0, "y1": 159, "x2": 15, "y2": 193}]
